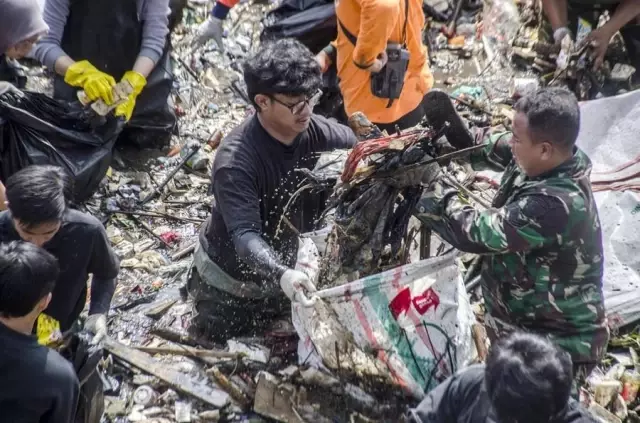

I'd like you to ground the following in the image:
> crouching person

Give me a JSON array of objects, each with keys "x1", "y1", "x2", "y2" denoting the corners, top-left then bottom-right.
[
  {"x1": 187, "y1": 38, "x2": 357, "y2": 342},
  {"x1": 0, "y1": 165, "x2": 120, "y2": 422},
  {"x1": 0, "y1": 241, "x2": 79, "y2": 422},
  {"x1": 408, "y1": 332, "x2": 598, "y2": 423},
  {"x1": 0, "y1": 165, "x2": 120, "y2": 343}
]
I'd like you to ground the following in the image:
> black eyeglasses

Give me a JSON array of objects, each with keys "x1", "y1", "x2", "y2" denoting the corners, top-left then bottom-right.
[{"x1": 269, "y1": 89, "x2": 323, "y2": 115}]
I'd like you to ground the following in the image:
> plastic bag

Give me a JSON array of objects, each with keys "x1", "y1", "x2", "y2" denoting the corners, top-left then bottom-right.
[
  {"x1": 292, "y1": 252, "x2": 477, "y2": 399},
  {"x1": 261, "y1": 2, "x2": 336, "y2": 54},
  {"x1": 58, "y1": 332, "x2": 105, "y2": 423},
  {"x1": 482, "y1": 0, "x2": 521, "y2": 55},
  {"x1": 0, "y1": 91, "x2": 123, "y2": 201},
  {"x1": 0, "y1": 55, "x2": 27, "y2": 89}
]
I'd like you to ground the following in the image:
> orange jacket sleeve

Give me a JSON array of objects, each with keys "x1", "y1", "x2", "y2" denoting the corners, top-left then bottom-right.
[
  {"x1": 217, "y1": 0, "x2": 240, "y2": 9},
  {"x1": 352, "y1": 0, "x2": 401, "y2": 68}
]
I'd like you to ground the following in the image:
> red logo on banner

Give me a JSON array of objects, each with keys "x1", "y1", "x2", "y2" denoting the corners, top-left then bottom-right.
[
  {"x1": 412, "y1": 288, "x2": 440, "y2": 315},
  {"x1": 389, "y1": 287, "x2": 411, "y2": 320},
  {"x1": 389, "y1": 287, "x2": 440, "y2": 319}
]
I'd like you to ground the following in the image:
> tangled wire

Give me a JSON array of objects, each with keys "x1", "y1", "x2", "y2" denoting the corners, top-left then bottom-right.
[{"x1": 316, "y1": 126, "x2": 445, "y2": 287}]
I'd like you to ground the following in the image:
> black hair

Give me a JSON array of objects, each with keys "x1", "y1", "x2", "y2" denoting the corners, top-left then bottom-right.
[
  {"x1": 5, "y1": 165, "x2": 72, "y2": 228},
  {"x1": 514, "y1": 87, "x2": 580, "y2": 151},
  {"x1": 0, "y1": 241, "x2": 59, "y2": 318},
  {"x1": 485, "y1": 332, "x2": 573, "y2": 423},
  {"x1": 243, "y1": 38, "x2": 322, "y2": 110}
]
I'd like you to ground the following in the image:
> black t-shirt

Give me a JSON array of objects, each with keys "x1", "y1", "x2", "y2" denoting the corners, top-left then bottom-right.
[
  {"x1": 0, "y1": 209, "x2": 120, "y2": 331},
  {"x1": 409, "y1": 364, "x2": 598, "y2": 423},
  {"x1": 205, "y1": 114, "x2": 356, "y2": 284},
  {"x1": 0, "y1": 322, "x2": 79, "y2": 423}
]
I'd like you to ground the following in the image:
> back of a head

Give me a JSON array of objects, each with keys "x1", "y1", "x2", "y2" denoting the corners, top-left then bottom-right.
[
  {"x1": 514, "y1": 87, "x2": 580, "y2": 151},
  {"x1": 242, "y1": 38, "x2": 322, "y2": 109},
  {"x1": 485, "y1": 332, "x2": 573, "y2": 423},
  {"x1": 0, "y1": 241, "x2": 59, "y2": 318},
  {"x1": 5, "y1": 165, "x2": 72, "y2": 229},
  {"x1": 0, "y1": 0, "x2": 48, "y2": 54}
]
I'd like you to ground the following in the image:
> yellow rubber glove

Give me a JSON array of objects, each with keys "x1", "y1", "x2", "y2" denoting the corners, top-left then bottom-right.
[
  {"x1": 64, "y1": 60, "x2": 116, "y2": 105},
  {"x1": 36, "y1": 313, "x2": 62, "y2": 346},
  {"x1": 115, "y1": 71, "x2": 147, "y2": 121}
]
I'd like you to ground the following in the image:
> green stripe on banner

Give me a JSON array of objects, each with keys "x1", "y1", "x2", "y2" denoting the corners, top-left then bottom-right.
[{"x1": 363, "y1": 274, "x2": 436, "y2": 389}]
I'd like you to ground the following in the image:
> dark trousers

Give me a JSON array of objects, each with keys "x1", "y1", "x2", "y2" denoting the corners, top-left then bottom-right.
[
  {"x1": 374, "y1": 95, "x2": 431, "y2": 134},
  {"x1": 186, "y1": 266, "x2": 289, "y2": 343},
  {"x1": 375, "y1": 91, "x2": 475, "y2": 151}
]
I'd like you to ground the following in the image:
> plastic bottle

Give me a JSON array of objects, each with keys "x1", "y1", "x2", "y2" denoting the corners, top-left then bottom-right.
[{"x1": 180, "y1": 141, "x2": 209, "y2": 171}]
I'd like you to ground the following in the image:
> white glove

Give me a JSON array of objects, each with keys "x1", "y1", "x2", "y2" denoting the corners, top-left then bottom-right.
[
  {"x1": 193, "y1": 17, "x2": 225, "y2": 50},
  {"x1": 280, "y1": 269, "x2": 318, "y2": 307},
  {"x1": 84, "y1": 314, "x2": 108, "y2": 345},
  {"x1": 553, "y1": 27, "x2": 572, "y2": 45}
]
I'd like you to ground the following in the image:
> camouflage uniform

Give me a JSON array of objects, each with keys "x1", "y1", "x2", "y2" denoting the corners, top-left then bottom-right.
[{"x1": 415, "y1": 130, "x2": 609, "y2": 374}]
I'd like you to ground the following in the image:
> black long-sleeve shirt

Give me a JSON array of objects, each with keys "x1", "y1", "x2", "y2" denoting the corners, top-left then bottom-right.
[
  {"x1": 0, "y1": 209, "x2": 120, "y2": 330},
  {"x1": 205, "y1": 114, "x2": 356, "y2": 287},
  {"x1": 409, "y1": 365, "x2": 597, "y2": 423},
  {"x1": 0, "y1": 321, "x2": 79, "y2": 422}
]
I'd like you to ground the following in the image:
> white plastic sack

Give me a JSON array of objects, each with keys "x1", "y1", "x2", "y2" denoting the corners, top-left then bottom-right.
[
  {"x1": 291, "y1": 252, "x2": 476, "y2": 399},
  {"x1": 576, "y1": 90, "x2": 640, "y2": 330},
  {"x1": 295, "y1": 236, "x2": 321, "y2": 283}
]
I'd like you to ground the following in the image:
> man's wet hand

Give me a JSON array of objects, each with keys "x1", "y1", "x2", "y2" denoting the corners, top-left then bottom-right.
[
  {"x1": 280, "y1": 269, "x2": 318, "y2": 307},
  {"x1": 587, "y1": 26, "x2": 614, "y2": 69},
  {"x1": 316, "y1": 51, "x2": 331, "y2": 73},
  {"x1": 366, "y1": 51, "x2": 388, "y2": 73}
]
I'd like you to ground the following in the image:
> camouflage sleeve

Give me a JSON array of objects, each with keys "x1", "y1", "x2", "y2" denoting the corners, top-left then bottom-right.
[
  {"x1": 418, "y1": 193, "x2": 569, "y2": 255},
  {"x1": 469, "y1": 131, "x2": 513, "y2": 172}
]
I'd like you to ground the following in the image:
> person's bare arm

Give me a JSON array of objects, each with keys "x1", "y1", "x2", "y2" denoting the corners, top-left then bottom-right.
[
  {"x1": 33, "y1": 0, "x2": 73, "y2": 76},
  {"x1": 131, "y1": 56, "x2": 156, "y2": 79},
  {"x1": 541, "y1": 0, "x2": 568, "y2": 31},
  {"x1": 53, "y1": 55, "x2": 75, "y2": 76},
  {"x1": 601, "y1": 0, "x2": 640, "y2": 35},
  {"x1": 588, "y1": 0, "x2": 640, "y2": 67},
  {"x1": 0, "y1": 182, "x2": 6, "y2": 211}
]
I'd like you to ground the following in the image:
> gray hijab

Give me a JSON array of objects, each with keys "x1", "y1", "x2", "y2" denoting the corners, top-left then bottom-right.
[{"x1": 0, "y1": 0, "x2": 48, "y2": 54}]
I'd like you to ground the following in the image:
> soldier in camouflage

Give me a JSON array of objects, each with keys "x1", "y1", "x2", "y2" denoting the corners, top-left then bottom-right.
[{"x1": 415, "y1": 87, "x2": 609, "y2": 383}]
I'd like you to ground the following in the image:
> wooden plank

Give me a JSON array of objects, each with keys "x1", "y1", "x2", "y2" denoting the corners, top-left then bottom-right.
[{"x1": 104, "y1": 338, "x2": 230, "y2": 408}]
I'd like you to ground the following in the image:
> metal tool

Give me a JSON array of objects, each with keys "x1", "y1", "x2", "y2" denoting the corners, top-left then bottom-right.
[
  {"x1": 139, "y1": 144, "x2": 200, "y2": 206},
  {"x1": 443, "y1": 0, "x2": 465, "y2": 38}
]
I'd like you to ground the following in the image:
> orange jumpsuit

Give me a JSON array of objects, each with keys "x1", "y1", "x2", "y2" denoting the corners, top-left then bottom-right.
[{"x1": 333, "y1": 0, "x2": 434, "y2": 124}]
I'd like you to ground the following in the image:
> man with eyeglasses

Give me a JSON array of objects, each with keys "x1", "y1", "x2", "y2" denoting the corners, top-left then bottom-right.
[{"x1": 186, "y1": 38, "x2": 357, "y2": 342}]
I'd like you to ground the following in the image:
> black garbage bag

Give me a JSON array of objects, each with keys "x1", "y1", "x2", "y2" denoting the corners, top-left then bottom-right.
[
  {"x1": 0, "y1": 91, "x2": 124, "y2": 201},
  {"x1": 265, "y1": 0, "x2": 334, "y2": 20},
  {"x1": 118, "y1": 49, "x2": 177, "y2": 149},
  {"x1": 169, "y1": 0, "x2": 188, "y2": 33},
  {"x1": 59, "y1": 332, "x2": 105, "y2": 423},
  {"x1": 261, "y1": 3, "x2": 336, "y2": 54},
  {"x1": 0, "y1": 55, "x2": 27, "y2": 89}
]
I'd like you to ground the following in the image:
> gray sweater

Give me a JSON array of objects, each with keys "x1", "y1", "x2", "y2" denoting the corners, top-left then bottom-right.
[{"x1": 34, "y1": 0, "x2": 170, "y2": 71}]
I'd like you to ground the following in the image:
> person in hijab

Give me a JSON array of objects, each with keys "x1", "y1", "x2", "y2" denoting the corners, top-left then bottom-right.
[
  {"x1": 0, "y1": 0, "x2": 49, "y2": 211},
  {"x1": 0, "y1": 0, "x2": 48, "y2": 62}
]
